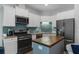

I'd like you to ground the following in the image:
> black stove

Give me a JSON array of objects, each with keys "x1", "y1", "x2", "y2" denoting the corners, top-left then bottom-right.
[{"x1": 14, "y1": 32, "x2": 32, "y2": 54}]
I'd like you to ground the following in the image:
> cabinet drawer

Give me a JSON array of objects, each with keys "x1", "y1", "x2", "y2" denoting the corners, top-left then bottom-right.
[
  {"x1": 5, "y1": 50, "x2": 17, "y2": 54},
  {"x1": 4, "y1": 40, "x2": 17, "y2": 49}
]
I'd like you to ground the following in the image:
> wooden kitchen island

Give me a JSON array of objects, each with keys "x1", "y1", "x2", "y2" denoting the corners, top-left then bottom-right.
[{"x1": 32, "y1": 36, "x2": 64, "y2": 54}]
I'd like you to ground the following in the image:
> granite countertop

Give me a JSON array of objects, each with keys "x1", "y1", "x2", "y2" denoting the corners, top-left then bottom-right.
[
  {"x1": 3, "y1": 36, "x2": 17, "y2": 39},
  {"x1": 29, "y1": 32, "x2": 56, "y2": 35},
  {"x1": 32, "y1": 36, "x2": 64, "y2": 48},
  {"x1": 0, "y1": 36, "x2": 17, "y2": 48}
]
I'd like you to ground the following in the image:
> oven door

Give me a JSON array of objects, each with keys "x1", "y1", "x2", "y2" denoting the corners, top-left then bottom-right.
[{"x1": 18, "y1": 38, "x2": 32, "y2": 49}]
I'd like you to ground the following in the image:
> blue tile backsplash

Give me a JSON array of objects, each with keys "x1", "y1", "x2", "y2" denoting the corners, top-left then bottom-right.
[
  {"x1": 27, "y1": 27, "x2": 37, "y2": 33},
  {"x1": 40, "y1": 22, "x2": 52, "y2": 32},
  {"x1": 15, "y1": 23, "x2": 26, "y2": 29},
  {"x1": 3, "y1": 27, "x2": 14, "y2": 34},
  {"x1": 3, "y1": 21, "x2": 37, "y2": 34},
  {"x1": 3, "y1": 22, "x2": 53, "y2": 34},
  {"x1": 3, "y1": 23, "x2": 27, "y2": 34}
]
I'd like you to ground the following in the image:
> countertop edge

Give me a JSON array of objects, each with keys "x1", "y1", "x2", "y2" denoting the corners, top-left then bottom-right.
[
  {"x1": 3, "y1": 36, "x2": 17, "y2": 39},
  {"x1": 32, "y1": 38, "x2": 63, "y2": 48}
]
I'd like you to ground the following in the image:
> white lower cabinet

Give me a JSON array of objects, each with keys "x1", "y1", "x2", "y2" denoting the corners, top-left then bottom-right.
[{"x1": 4, "y1": 37, "x2": 17, "y2": 54}]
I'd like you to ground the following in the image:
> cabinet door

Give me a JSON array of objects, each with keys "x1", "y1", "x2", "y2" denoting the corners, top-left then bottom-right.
[
  {"x1": 28, "y1": 13, "x2": 40, "y2": 27},
  {"x1": 34, "y1": 14, "x2": 40, "y2": 27},
  {"x1": 4, "y1": 38, "x2": 17, "y2": 54},
  {"x1": 28, "y1": 13, "x2": 34, "y2": 27},
  {"x1": 32, "y1": 35, "x2": 36, "y2": 40},
  {"x1": 3, "y1": 6, "x2": 15, "y2": 26},
  {"x1": 36, "y1": 34, "x2": 42, "y2": 39},
  {"x1": 15, "y1": 7, "x2": 28, "y2": 17}
]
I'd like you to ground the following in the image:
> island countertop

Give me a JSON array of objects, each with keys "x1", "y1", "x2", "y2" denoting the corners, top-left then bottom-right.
[
  {"x1": 32, "y1": 36, "x2": 64, "y2": 48},
  {"x1": 29, "y1": 32, "x2": 56, "y2": 35}
]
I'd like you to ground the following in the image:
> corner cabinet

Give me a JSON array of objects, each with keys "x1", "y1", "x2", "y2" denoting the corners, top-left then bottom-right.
[
  {"x1": 28, "y1": 13, "x2": 40, "y2": 27},
  {"x1": 15, "y1": 7, "x2": 28, "y2": 17},
  {"x1": 2, "y1": 5, "x2": 15, "y2": 26}
]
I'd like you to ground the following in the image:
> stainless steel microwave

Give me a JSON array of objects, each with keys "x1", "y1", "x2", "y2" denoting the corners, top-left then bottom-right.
[{"x1": 15, "y1": 16, "x2": 29, "y2": 24}]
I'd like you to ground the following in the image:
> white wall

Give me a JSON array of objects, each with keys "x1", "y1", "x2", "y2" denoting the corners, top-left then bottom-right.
[
  {"x1": 41, "y1": 16, "x2": 56, "y2": 33},
  {"x1": 41, "y1": 16, "x2": 56, "y2": 27},
  {"x1": 41, "y1": 9, "x2": 74, "y2": 26},
  {"x1": 40, "y1": 10, "x2": 74, "y2": 33},
  {"x1": 75, "y1": 4, "x2": 79, "y2": 43},
  {"x1": 0, "y1": 6, "x2": 3, "y2": 46},
  {"x1": 41, "y1": 16, "x2": 53, "y2": 22},
  {"x1": 55, "y1": 9, "x2": 74, "y2": 20}
]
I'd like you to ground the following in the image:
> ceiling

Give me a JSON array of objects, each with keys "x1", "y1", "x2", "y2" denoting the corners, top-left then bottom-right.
[
  {"x1": 26, "y1": 4, "x2": 60, "y2": 11},
  {"x1": 26, "y1": 4, "x2": 74, "y2": 16},
  {"x1": 8, "y1": 4, "x2": 74, "y2": 16}
]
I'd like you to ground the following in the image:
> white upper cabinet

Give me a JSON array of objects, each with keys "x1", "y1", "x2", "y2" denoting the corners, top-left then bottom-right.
[
  {"x1": 28, "y1": 12, "x2": 40, "y2": 27},
  {"x1": 15, "y1": 7, "x2": 28, "y2": 17},
  {"x1": 3, "y1": 6, "x2": 15, "y2": 26}
]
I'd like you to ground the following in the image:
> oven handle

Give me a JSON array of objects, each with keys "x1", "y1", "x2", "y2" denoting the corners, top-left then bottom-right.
[{"x1": 18, "y1": 38, "x2": 30, "y2": 40}]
